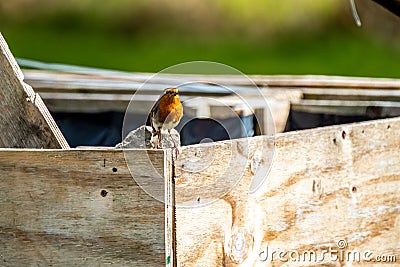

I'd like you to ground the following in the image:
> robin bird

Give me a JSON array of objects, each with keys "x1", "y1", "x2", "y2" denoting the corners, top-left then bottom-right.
[{"x1": 150, "y1": 88, "x2": 183, "y2": 148}]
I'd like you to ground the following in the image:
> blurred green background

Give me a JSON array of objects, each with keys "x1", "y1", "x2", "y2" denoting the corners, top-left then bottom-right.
[{"x1": 0, "y1": 0, "x2": 399, "y2": 77}]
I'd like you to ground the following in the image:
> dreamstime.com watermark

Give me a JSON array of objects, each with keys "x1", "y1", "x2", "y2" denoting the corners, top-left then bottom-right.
[{"x1": 258, "y1": 240, "x2": 397, "y2": 264}]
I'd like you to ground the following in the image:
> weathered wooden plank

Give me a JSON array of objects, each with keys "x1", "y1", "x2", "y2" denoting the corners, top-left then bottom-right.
[
  {"x1": 201, "y1": 91, "x2": 301, "y2": 133},
  {"x1": 173, "y1": 117, "x2": 400, "y2": 266},
  {"x1": 23, "y1": 69, "x2": 400, "y2": 119},
  {"x1": 292, "y1": 99, "x2": 400, "y2": 116},
  {"x1": 23, "y1": 70, "x2": 247, "y2": 96},
  {"x1": 247, "y1": 75, "x2": 400, "y2": 89},
  {"x1": 302, "y1": 88, "x2": 400, "y2": 102},
  {"x1": 0, "y1": 34, "x2": 69, "y2": 148},
  {"x1": 28, "y1": 73, "x2": 300, "y2": 133},
  {"x1": 39, "y1": 92, "x2": 140, "y2": 113},
  {"x1": 40, "y1": 91, "x2": 400, "y2": 118},
  {"x1": 24, "y1": 69, "x2": 400, "y2": 90},
  {"x1": 0, "y1": 149, "x2": 169, "y2": 266}
]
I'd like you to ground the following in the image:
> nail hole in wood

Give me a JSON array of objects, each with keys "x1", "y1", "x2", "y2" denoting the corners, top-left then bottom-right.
[
  {"x1": 333, "y1": 138, "x2": 337, "y2": 144},
  {"x1": 197, "y1": 197, "x2": 200, "y2": 204},
  {"x1": 103, "y1": 159, "x2": 106, "y2": 167},
  {"x1": 100, "y1": 190, "x2": 108, "y2": 197},
  {"x1": 361, "y1": 130, "x2": 365, "y2": 134},
  {"x1": 112, "y1": 167, "x2": 117, "y2": 173},
  {"x1": 342, "y1": 131, "x2": 346, "y2": 139},
  {"x1": 387, "y1": 125, "x2": 391, "y2": 129},
  {"x1": 351, "y1": 186, "x2": 357, "y2": 193}
]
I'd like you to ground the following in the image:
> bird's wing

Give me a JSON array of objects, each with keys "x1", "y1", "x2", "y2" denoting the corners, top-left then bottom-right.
[{"x1": 149, "y1": 95, "x2": 162, "y2": 131}]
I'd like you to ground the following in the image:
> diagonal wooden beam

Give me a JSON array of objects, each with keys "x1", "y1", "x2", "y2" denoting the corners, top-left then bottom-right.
[{"x1": 0, "y1": 33, "x2": 69, "y2": 148}]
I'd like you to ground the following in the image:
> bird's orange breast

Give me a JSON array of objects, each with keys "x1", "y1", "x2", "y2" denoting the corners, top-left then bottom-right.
[{"x1": 157, "y1": 95, "x2": 183, "y2": 123}]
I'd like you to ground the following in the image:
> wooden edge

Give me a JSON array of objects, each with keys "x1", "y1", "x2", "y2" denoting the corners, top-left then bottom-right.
[
  {"x1": 0, "y1": 148, "x2": 168, "y2": 265},
  {"x1": 23, "y1": 69, "x2": 400, "y2": 90},
  {"x1": 0, "y1": 148, "x2": 157, "y2": 152},
  {"x1": 165, "y1": 150, "x2": 177, "y2": 267},
  {"x1": 172, "y1": 116, "x2": 400, "y2": 266},
  {"x1": 33, "y1": 93, "x2": 70, "y2": 148},
  {"x1": 302, "y1": 88, "x2": 400, "y2": 97},
  {"x1": 0, "y1": 35, "x2": 25, "y2": 81},
  {"x1": 272, "y1": 114, "x2": 400, "y2": 137},
  {"x1": 292, "y1": 99, "x2": 400, "y2": 116},
  {"x1": 0, "y1": 147, "x2": 172, "y2": 265},
  {"x1": 175, "y1": 116, "x2": 400, "y2": 154},
  {"x1": 0, "y1": 33, "x2": 69, "y2": 149}
]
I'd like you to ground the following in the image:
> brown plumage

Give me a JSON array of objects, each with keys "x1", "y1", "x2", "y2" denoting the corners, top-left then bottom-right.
[{"x1": 150, "y1": 88, "x2": 183, "y2": 148}]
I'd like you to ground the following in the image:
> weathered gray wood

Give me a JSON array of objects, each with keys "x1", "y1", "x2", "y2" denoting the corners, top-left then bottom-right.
[
  {"x1": 24, "y1": 69, "x2": 400, "y2": 90},
  {"x1": 165, "y1": 149, "x2": 177, "y2": 267},
  {"x1": 292, "y1": 99, "x2": 400, "y2": 116},
  {"x1": 196, "y1": 91, "x2": 301, "y2": 133},
  {"x1": 0, "y1": 34, "x2": 69, "y2": 148},
  {"x1": 23, "y1": 70, "x2": 303, "y2": 133},
  {"x1": 302, "y1": 88, "x2": 400, "y2": 102},
  {"x1": 160, "y1": 74, "x2": 400, "y2": 91},
  {"x1": 0, "y1": 117, "x2": 399, "y2": 266},
  {"x1": 294, "y1": 88, "x2": 400, "y2": 115},
  {"x1": 0, "y1": 149, "x2": 169, "y2": 266},
  {"x1": 23, "y1": 69, "x2": 400, "y2": 118},
  {"x1": 156, "y1": 73, "x2": 400, "y2": 89},
  {"x1": 173, "y1": 117, "x2": 400, "y2": 266}
]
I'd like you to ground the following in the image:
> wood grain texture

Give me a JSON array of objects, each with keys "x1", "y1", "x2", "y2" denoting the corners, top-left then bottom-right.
[
  {"x1": 0, "y1": 34, "x2": 68, "y2": 148},
  {"x1": 0, "y1": 149, "x2": 167, "y2": 266},
  {"x1": 23, "y1": 69, "x2": 400, "y2": 117},
  {"x1": 173, "y1": 117, "x2": 400, "y2": 266},
  {"x1": 302, "y1": 88, "x2": 400, "y2": 102},
  {"x1": 24, "y1": 69, "x2": 400, "y2": 90},
  {"x1": 291, "y1": 99, "x2": 400, "y2": 116}
]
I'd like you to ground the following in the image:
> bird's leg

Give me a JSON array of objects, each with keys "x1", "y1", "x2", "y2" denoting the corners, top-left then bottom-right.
[
  {"x1": 157, "y1": 128, "x2": 162, "y2": 149},
  {"x1": 157, "y1": 130, "x2": 161, "y2": 149},
  {"x1": 168, "y1": 129, "x2": 178, "y2": 148},
  {"x1": 157, "y1": 127, "x2": 162, "y2": 148},
  {"x1": 168, "y1": 129, "x2": 180, "y2": 157},
  {"x1": 151, "y1": 129, "x2": 156, "y2": 148},
  {"x1": 152, "y1": 128, "x2": 161, "y2": 149}
]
